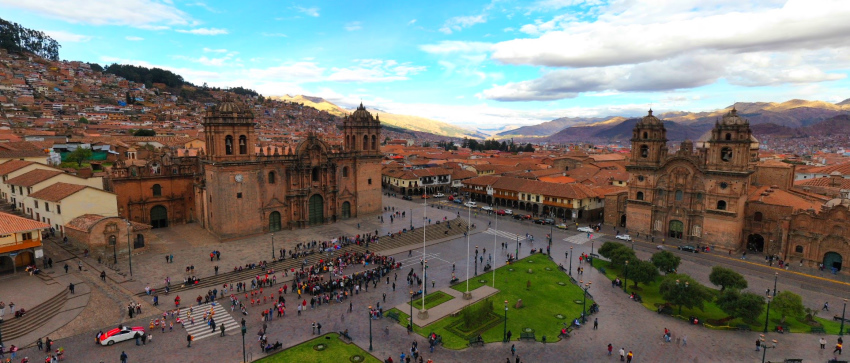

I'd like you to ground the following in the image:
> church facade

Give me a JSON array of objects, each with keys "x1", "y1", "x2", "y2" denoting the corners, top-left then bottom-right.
[{"x1": 108, "y1": 102, "x2": 382, "y2": 240}]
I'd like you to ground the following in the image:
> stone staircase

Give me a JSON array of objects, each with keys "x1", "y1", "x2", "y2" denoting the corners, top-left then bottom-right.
[
  {"x1": 135, "y1": 218, "x2": 470, "y2": 297},
  {"x1": 2, "y1": 290, "x2": 69, "y2": 341}
]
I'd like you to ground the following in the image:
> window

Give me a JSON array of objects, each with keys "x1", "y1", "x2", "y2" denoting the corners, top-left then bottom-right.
[
  {"x1": 637, "y1": 175, "x2": 645, "y2": 182},
  {"x1": 342, "y1": 166, "x2": 349, "y2": 178},
  {"x1": 721, "y1": 147, "x2": 733, "y2": 162},
  {"x1": 753, "y1": 212, "x2": 763, "y2": 222},
  {"x1": 239, "y1": 135, "x2": 247, "y2": 154},
  {"x1": 636, "y1": 191, "x2": 644, "y2": 201},
  {"x1": 719, "y1": 182, "x2": 728, "y2": 189},
  {"x1": 23, "y1": 232, "x2": 33, "y2": 240},
  {"x1": 108, "y1": 235, "x2": 116, "y2": 246},
  {"x1": 696, "y1": 193, "x2": 702, "y2": 200},
  {"x1": 675, "y1": 190, "x2": 683, "y2": 201},
  {"x1": 716, "y1": 200, "x2": 727, "y2": 210},
  {"x1": 371, "y1": 135, "x2": 377, "y2": 150},
  {"x1": 640, "y1": 145, "x2": 649, "y2": 158},
  {"x1": 368, "y1": 178, "x2": 372, "y2": 185},
  {"x1": 795, "y1": 245, "x2": 803, "y2": 253},
  {"x1": 642, "y1": 131, "x2": 648, "y2": 139},
  {"x1": 725, "y1": 133, "x2": 732, "y2": 141},
  {"x1": 237, "y1": 192, "x2": 243, "y2": 199},
  {"x1": 363, "y1": 135, "x2": 369, "y2": 150},
  {"x1": 268, "y1": 171, "x2": 276, "y2": 184},
  {"x1": 312, "y1": 168, "x2": 319, "y2": 182},
  {"x1": 57, "y1": 205, "x2": 61, "y2": 214},
  {"x1": 34, "y1": 201, "x2": 39, "y2": 208},
  {"x1": 45, "y1": 203, "x2": 50, "y2": 212},
  {"x1": 225, "y1": 135, "x2": 233, "y2": 155},
  {"x1": 152, "y1": 184, "x2": 162, "y2": 197}
]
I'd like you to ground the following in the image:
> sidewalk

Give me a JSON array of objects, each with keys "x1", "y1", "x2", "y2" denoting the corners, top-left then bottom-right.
[{"x1": 398, "y1": 285, "x2": 499, "y2": 326}]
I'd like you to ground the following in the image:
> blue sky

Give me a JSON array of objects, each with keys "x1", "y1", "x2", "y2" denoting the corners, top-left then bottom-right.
[{"x1": 1, "y1": 0, "x2": 849, "y2": 130}]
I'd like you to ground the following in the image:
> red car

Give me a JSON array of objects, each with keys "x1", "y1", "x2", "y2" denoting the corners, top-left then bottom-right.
[
  {"x1": 522, "y1": 214, "x2": 533, "y2": 220},
  {"x1": 98, "y1": 326, "x2": 145, "y2": 346},
  {"x1": 497, "y1": 210, "x2": 506, "y2": 216}
]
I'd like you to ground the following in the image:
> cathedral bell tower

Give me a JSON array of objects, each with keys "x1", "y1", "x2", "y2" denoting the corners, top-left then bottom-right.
[
  {"x1": 705, "y1": 108, "x2": 758, "y2": 173},
  {"x1": 202, "y1": 101, "x2": 256, "y2": 162},
  {"x1": 342, "y1": 103, "x2": 382, "y2": 155},
  {"x1": 630, "y1": 110, "x2": 668, "y2": 167}
]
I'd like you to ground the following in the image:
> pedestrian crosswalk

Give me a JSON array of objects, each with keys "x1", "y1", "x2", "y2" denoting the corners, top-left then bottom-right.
[
  {"x1": 179, "y1": 301, "x2": 239, "y2": 342},
  {"x1": 563, "y1": 233, "x2": 605, "y2": 245},
  {"x1": 483, "y1": 228, "x2": 527, "y2": 242}
]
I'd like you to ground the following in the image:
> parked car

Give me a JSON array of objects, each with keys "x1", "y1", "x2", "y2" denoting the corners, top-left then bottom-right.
[
  {"x1": 453, "y1": 198, "x2": 463, "y2": 204},
  {"x1": 421, "y1": 194, "x2": 430, "y2": 199},
  {"x1": 99, "y1": 326, "x2": 145, "y2": 346},
  {"x1": 615, "y1": 234, "x2": 632, "y2": 241},
  {"x1": 481, "y1": 206, "x2": 494, "y2": 211},
  {"x1": 402, "y1": 195, "x2": 413, "y2": 201},
  {"x1": 544, "y1": 218, "x2": 555, "y2": 225},
  {"x1": 577, "y1": 226, "x2": 594, "y2": 233},
  {"x1": 656, "y1": 245, "x2": 665, "y2": 250},
  {"x1": 434, "y1": 193, "x2": 445, "y2": 198},
  {"x1": 496, "y1": 209, "x2": 507, "y2": 216},
  {"x1": 503, "y1": 209, "x2": 513, "y2": 215},
  {"x1": 463, "y1": 202, "x2": 477, "y2": 208},
  {"x1": 556, "y1": 223, "x2": 568, "y2": 230},
  {"x1": 512, "y1": 214, "x2": 524, "y2": 220},
  {"x1": 678, "y1": 245, "x2": 699, "y2": 253},
  {"x1": 533, "y1": 218, "x2": 546, "y2": 224},
  {"x1": 522, "y1": 214, "x2": 533, "y2": 220}
]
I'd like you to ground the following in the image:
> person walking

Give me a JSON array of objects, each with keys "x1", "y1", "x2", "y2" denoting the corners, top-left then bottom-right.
[
  {"x1": 593, "y1": 318, "x2": 598, "y2": 330},
  {"x1": 627, "y1": 351, "x2": 633, "y2": 363},
  {"x1": 607, "y1": 343, "x2": 613, "y2": 356},
  {"x1": 823, "y1": 302, "x2": 830, "y2": 311},
  {"x1": 619, "y1": 347, "x2": 625, "y2": 361},
  {"x1": 187, "y1": 334, "x2": 193, "y2": 348},
  {"x1": 820, "y1": 337, "x2": 826, "y2": 349},
  {"x1": 756, "y1": 339, "x2": 761, "y2": 351},
  {"x1": 120, "y1": 351, "x2": 128, "y2": 363},
  {"x1": 510, "y1": 344, "x2": 515, "y2": 356},
  {"x1": 220, "y1": 323, "x2": 225, "y2": 337},
  {"x1": 834, "y1": 342, "x2": 843, "y2": 355}
]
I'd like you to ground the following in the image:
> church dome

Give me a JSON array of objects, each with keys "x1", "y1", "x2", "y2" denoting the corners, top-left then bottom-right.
[
  {"x1": 350, "y1": 102, "x2": 374, "y2": 121},
  {"x1": 638, "y1": 109, "x2": 662, "y2": 126},
  {"x1": 720, "y1": 108, "x2": 747, "y2": 125},
  {"x1": 209, "y1": 101, "x2": 253, "y2": 118}
]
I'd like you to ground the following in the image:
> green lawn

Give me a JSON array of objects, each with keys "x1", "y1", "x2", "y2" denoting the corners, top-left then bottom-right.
[
  {"x1": 387, "y1": 255, "x2": 591, "y2": 349},
  {"x1": 591, "y1": 259, "x2": 841, "y2": 334},
  {"x1": 255, "y1": 333, "x2": 381, "y2": 363},
  {"x1": 408, "y1": 290, "x2": 455, "y2": 310}
]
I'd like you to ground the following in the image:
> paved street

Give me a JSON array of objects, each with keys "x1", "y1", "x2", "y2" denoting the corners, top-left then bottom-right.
[{"x1": 7, "y1": 195, "x2": 849, "y2": 363}]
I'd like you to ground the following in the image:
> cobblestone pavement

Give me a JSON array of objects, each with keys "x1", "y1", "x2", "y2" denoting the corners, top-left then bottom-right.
[{"x1": 10, "y1": 195, "x2": 849, "y2": 362}]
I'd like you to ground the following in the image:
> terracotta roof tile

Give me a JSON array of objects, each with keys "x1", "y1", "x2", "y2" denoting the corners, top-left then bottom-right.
[
  {"x1": 0, "y1": 160, "x2": 36, "y2": 176},
  {"x1": 28, "y1": 182, "x2": 88, "y2": 202},
  {"x1": 65, "y1": 214, "x2": 152, "y2": 232},
  {"x1": 0, "y1": 211, "x2": 49, "y2": 234},
  {"x1": 6, "y1": 169, "x2": 63, "y2": 187}
]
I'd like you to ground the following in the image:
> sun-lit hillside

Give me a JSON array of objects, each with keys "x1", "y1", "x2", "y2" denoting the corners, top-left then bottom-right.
[{"x1": 270, "y1": 95, "x2": 347, "y2": 117}]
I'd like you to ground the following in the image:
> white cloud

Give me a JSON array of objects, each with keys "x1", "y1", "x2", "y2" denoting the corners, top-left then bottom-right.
[
  {"x1": 176, "y1": 28, "x2": 228, "y2": 35},
  {"x1": 186, "y1": 2, "x2": 219, "y2": 13},
  {"x1": 294, "y1": 6, "x2": 320, "y2": 17},
  {"x1": 261, "y1": 32, "x2": 288, "y2": 37},
  {"x1": 0, "y1": 0, "x2": 189, "y2": 27},
  {"x1": 125, "y1": 36, "x2": 144, "y2": 41},
  {"x1": 203, "y1": 48, "x2": 228, "y2": 53},
  {"x1": 408, "y1": 19, "x2": 417, "y2": 25},
  {"x1": 44, "y1": 30, "x2": 92, "y2": 42},
  {"x1": 439, "y1": 14, "x2": 487, "y2": 34},
  {"x1": 344, "y1": 22, "x2": 362, "y2": 31},
  {"x1": 420, "y1": 41, "x2": 493, "y2": 55},
  {"x1": 327, "y1": 59, "x2": 426, "y2": 83}
]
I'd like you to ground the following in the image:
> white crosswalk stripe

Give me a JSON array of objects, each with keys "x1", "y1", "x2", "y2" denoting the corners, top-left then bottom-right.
[
  {"x1": 179, "y1": 301, "x2": 240, "y2": 342},
  {"x1": 563, "y1": 233, "x2": 605, "y2": 245},
  {"x1": 483, "y1": 228, "x2": 527, "y2": 242}
]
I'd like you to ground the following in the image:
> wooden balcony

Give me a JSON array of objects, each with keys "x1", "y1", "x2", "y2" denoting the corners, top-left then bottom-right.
[{"x1": 0, "y1": 239, "x2": 41, "y2": 254}]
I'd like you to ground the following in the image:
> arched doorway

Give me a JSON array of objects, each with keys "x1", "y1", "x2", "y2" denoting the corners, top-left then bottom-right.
[
  {"x1": 150, "y1": 205, "x2": 168, "y2": 228},
  {"x1": 341, "y1": 202, "x2": 351, "y2": 219},
  {"x1": 308, "y1": 194, "x2": 324, "y2": 225},
  {"x1": 269, "y1": 211, "x2": 282, "y2": 232},
  {"x1": 620, "y1": 215, "x2": 627, "y2": 227},
  {"x1": 747, "y1": 234, "x2": 765, "y2": 252},
  {"x1": 669, "y1": 220, "x2": 684, "y2": 239},
  {"x1": 824, "y1": 252, "x2": 843, "y2": 272},
  {"x1": 134, "y1": 234, "x2": 145, "y2": 248}
]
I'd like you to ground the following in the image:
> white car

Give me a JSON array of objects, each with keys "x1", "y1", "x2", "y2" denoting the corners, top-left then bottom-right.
[
  {"x1": 433, "y1": 193, "x2": 445, "y2": 198},
  {"x1": 99, "y1": 326, "x2": 145, "y2": 346},
  {"x1": 463, "y1": 202, "x2": 477, "y2": 208},
  {"x1": 504, "y1": 209, "x2": 513, "y2": 215},
  {"x1": 481, "y1": 206, "x2": 494, "y2": 211},
  {"x1": 615, "y1": 234, "x2": 632, "y2": 241},
  {"x1": 577, "y1": 226, "x2": 594, "y2": 233}
]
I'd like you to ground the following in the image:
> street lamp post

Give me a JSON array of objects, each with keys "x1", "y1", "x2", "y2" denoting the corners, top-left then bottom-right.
[
  {"x1": 368, "y1": 305, "x2": 373, "y2": 351},
  {"x1": 624, "y1": 260, "x2": 629, "y2": 293},
  {"x1": 474, "y1": 245, "x2": 478, "y2": 276},
  {"x1": 760, "y1": 337, "x2": 777, "y2": 363},
  {"x1": 112, "y1": 235, "x2": 118, "y2": 265},
  {"x1": 492, "y1": 214, "x2": 497, "y2": 287},
  {"x1": 675, "y1": 279, "x2": 689, "y2": 315},
  {"x1": 839, "y1": 298, "x2": 847, "y2": 336},
  {"x1": 271, "y1": 233, "x2": 275, "y2": 260},
  {"x1": 772, "y1": 272, "x2": 778, "y2": 297},
  {"x1": 126, "y1": 220, "x2": 133, "y2": 277},
  {"x1": 763, "y1": 296, "x2": 773, "y2": 333},
  {"x1": 0, "y1": 317, "x2": 4, "y2": 346},
  {"x1": 569, "y1": 246, "x2": 573, "y2": 276},
  {"x1": 410, "y1": 208, "x2": 413, "y2": 230},
  {"x1": 503, "y1": 300, "x2": 508, "y2": 342},
  {"x1": 580, "y1": 281, "x2": 592, "y2": 323},
  {"x1": 465, "y1": 205, "x2": 471, "y2": 298},
  {"x1": 409, "y1": 291, "x2": 414, "y2": 332},
  {"x1": 241, "y1": 325, "x2": 247, "y2": 363},
  {"x1": 548, "y1": 212, "x2": 554, "y2": 254}
]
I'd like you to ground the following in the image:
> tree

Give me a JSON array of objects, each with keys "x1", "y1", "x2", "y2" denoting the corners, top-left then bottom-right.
[
  {"x1": 628, "y1": 259, "x2": 660, "y2": 288},
  {"x1": 133, "y1": 129, "x2": 156, "y2": 136},
  {"x1": 650, "y1": 251, "x2": 681, "y2": 274},
  {"x1": 716, "y1": 289, "x2": 766, "y2": 325},
  {"x1": 659, "y1": 274, "x2": 713, "y2": 315},
  {"x1": 523, "y1": 144, "x2": 535, "y2": 152},
  {"x1": 771, "y1": 291, "x2": 805, "y2": 323},
  {"x1": 421, "y1": 142, "x2": 431, "y2": 147},
  {"x1": 65, "y1": 147, "x2": 93, "y2": 167},
  {"x1": 708, "y1": 266, "x2": 748, "y2": 291},
  {"x1": 598, "y1": 241, "x2": 627, "y2": 258},
  {"x1": 608, "y1": 246, "x2": 637, "y2": 269},
  {"x1": 77, "y1": 117, "x2": 89, "y2": 124}
]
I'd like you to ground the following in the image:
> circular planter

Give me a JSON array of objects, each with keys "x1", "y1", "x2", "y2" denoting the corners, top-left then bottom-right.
[
  {"x1": 544, "y1": 267, "x2": 553, "y2": 271},
  {"x1": 350, "y1": 355, "x2": 365, "y2": 362},
  {"x1": 554, "y1": 314, "x2": 566, "y2": 319},
  {"x1": 508, "y1": 268, "x2": 515, "y2": 272},
  {"x1": 528, "y1": 260, "x2": 535, "y2": 263},
  {"x1": 527, "y1": 269, "x2": 534, "y2": 274},
  {"x1": 573, "y1": 300, "x2": 583, "y2": 304},
  {"x1": 557, "y1": 282, "x2": 566, "y2": 286},
  {"x1": 478, "y1": 279, "x2": 486, "y2": 283},
  {"x1": 314, "y1": 343, "x2": 327, "y2": 351},
  {"x1": 523, "y1": 327, "x2": 535, "y2": 333}
]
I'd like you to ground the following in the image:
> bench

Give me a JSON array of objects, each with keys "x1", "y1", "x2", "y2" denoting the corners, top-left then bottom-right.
[
  {"x1": 338, "y1": 331, "x2": 353, "y2": 341},
  {"x1": 411, "y1": 291, "x2": 422, "y2": 299},
  {"x1": 783, "y1": 359, "x2": 803, "y2": 363},
  {"x1": 520, "y1": 332, "x2": 536, "y2": 341},
  {"x1": 736, "y1": 324, "x2": 751, "y2": 331},
  {"x1": 450, "y1": 278, "x2": 459, "y2": 284},
  {"x1": 468, "y1": 337, "x2": 484, "y2": 347},
  {"x1": 810, "y1": 327, "x2": 825, "y2": 334},
  {"x1": 386, "y1": 311, "x2": 400, "y2": 322},
  {"x1": 834, "y1": 315, "x2": 849, "y2": 322},
  {"x1": 598, "y1": 267, "x2": 606, "y2": 274},
  {"x1": 632, "y1": 294, "x2": 643, "y2": 303},
  {"x1": 774, "y1": 325, "x2": 789, "y2": 333}
]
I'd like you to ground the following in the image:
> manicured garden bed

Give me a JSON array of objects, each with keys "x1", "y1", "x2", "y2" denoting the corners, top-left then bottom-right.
[
  {"x1": 255, "y1": 333, "x2": 381, "y2": 363},
  {"x1": 386, "y1": 254, "x2": 592, "y2": 349},
  {"x1": 407, "y1": 290, "x2": 455, "y2": 310}
]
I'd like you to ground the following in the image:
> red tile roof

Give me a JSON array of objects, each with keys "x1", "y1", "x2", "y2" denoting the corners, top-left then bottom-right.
[
  {"x1": 0, "y1": 160, "x2": 35, "y2": 176},
  {"x1": 6, "y1": 169, "x2": 63, "y2": 187},
  {"x1": 28, "y1": 182, "x2": 88, "y2": 202},
  {"x1": 0, "y1": 211, "x2": 49, "y2": 234}
]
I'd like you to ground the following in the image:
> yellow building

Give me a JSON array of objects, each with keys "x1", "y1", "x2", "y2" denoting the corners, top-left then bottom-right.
[
  {"x1": 0, "y1": 160, "x2": 60, "y2": 204},
  {"x1": 26, "y1": 182, "x2": 118, "y2": 236},
  {"x1": 0, "y1": 211, "x2": 49, "y2": 273},
  {"x1": 6, "y1": 169, "x2": 104, "y2": 213}
]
